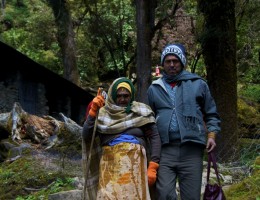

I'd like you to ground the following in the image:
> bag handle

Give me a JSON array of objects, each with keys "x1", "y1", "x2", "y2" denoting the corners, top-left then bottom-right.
[{"x1": 206, "y1": 151, "x2": 221, "y2": 186}]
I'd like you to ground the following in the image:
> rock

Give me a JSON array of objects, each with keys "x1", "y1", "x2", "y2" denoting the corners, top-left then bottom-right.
[{"x1": 48, "y1": 189, "x2": 82, "y2": 200}]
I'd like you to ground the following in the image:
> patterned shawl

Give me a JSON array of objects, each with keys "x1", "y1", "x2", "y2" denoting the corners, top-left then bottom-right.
[{"x1": 97, "y1": 77, "x2": 155, "y2": 134}]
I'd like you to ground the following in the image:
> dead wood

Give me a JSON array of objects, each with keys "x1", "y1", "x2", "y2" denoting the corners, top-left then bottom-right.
[{"x1": 0, "y1": 102, "x2": 82, "y2": 145}]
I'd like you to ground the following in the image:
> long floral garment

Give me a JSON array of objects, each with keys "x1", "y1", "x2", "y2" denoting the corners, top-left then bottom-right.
[{"x1": 97, "y1": 142, "x2": 151, "y2": 200}]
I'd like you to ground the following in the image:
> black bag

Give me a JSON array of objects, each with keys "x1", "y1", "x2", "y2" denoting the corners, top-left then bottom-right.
[{"x1": 203, "y1": 151, "x2": 226, "y2": 200}]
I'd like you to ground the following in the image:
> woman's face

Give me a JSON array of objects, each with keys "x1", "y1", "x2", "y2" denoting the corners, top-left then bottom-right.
[{"x1": 116, "y1": 87, "x2": 131, "y2": 107}]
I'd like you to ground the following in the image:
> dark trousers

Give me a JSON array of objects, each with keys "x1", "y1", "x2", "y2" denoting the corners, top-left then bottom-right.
[{"x1": 156, "y1": 142, "x2": 204, "y2": 200}]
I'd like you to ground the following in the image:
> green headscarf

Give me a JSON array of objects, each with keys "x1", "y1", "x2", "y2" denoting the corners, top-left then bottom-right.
[{"x1": 111, "y1": 77, "x2": 135, "y2": 113}]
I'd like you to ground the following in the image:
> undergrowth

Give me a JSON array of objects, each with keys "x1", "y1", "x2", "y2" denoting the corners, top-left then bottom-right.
[{"x1": 0, "y1": 154, "x2": 76, "y2": 200}]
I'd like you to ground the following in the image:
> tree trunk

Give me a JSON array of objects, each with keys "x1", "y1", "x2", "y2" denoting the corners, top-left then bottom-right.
[
  {"x1": 47, "y1": 0, "x2": 80, "y2": 86},
  {"x1": 197, "y1": 0, "x2": 238, "y2": 162},
  {"x1": 135, "y1": 0, "x2": 156, "y2": 103}
]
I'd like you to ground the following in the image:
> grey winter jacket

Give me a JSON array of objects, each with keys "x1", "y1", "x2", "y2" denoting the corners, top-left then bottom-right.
[{"x1": 147, "y1": 76, "x2": 221, "y2": 146}]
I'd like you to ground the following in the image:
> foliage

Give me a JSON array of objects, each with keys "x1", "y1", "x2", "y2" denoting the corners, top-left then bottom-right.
[
  {"x1": 76, "y1": 0, "x2": 136, "y2": 82},
  {"x1": 237, "y1": 97, "x2": 259, "y2": 121},
  {"x1": 15, "y1": 177, "x2": 75, "y2": 200},
  {"x1": 0, "y1": 0, "x2": 260, "y2": 198},
  {"x1": 20, "y1": 178, "x2": 73, "y2": 200},
  {"x1": 1, "y1": 0, "x2": 203, "y2": 83},
  {"x1": 238, "y1": 139, "x2": 260, "y2": 167},
  {"x1": 183, "y1": 0, "x2": 197, "y2": 16},
  {"x1": 252, "y1": 156, "x2": 260, "y2": 176},
  {"x1": 225, "y1": 156, "x2": 260, "y2": 200},
  {"x1": 236, "y1": 0, "x2": 260, "y2": 85},
  {"x1": 0, "y1": 0, "x2": 259, "y2": 86},
  {"x1": 228, "y1": 96, "x2": 260, "y2": 199},
  {"x1": 239, "y1": 84, "x2": 260, "y2": 103},
  {"x1": 0, "y1": 155, "x2": 75, "y2": 199},
  {"x1": 237, "y1": 97, "x2": 260, "y2": 139},
  {"x1": 0, "y1": 0, "x2": 62, "y2": 75}
]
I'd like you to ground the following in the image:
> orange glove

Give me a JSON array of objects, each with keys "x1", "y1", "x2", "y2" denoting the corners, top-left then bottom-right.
[
  {"x1": 147, "y1": 161, "x2": 159, "y2": 187},
  {"x1": 88, "y1": 88, "x2": 105, "y2": 117}
]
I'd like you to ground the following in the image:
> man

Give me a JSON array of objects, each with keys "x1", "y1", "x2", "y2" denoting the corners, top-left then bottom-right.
[
  {"x1": 83, "y1": 77, "x2": 161, "y2": 199},
  {"x1": 147, "y1": 44, "x2": 221, "y2": 200}
]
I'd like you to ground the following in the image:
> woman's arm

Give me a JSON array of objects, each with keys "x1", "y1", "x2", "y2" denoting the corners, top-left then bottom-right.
[
  {"x1": 143, "y1": 123, "x2": 161, "y2": 163},
  {"x1": 82, "y1": 115, "x2": 96, "y2": 141}
]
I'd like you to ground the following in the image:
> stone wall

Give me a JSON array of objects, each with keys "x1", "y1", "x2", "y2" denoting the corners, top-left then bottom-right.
[
  {"x1": 0, "y1": 74, "x2": 49, "y2": 117},
  {"x1": 0, "y1": 76, "x2": 20, "y2": 113}
]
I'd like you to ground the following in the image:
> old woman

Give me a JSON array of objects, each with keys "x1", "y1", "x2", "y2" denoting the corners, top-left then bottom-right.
[{"x1": 82, "y1": 77, "x2": 161, "y2": 200}]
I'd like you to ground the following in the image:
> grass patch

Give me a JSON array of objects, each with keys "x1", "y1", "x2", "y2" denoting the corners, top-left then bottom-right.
[
  {"x1": 0, "y1": 154, "x2": 76, "y2": 199},
  {"x1": 225, "y1": 172, "x2": 260, "y2": 200}
]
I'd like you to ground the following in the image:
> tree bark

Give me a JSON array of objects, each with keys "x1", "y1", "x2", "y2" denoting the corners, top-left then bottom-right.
[
  {"x1": 135, "y1": 0, "x2": 156, "y2": 103},
  {"x1": 47, "y1": 0, "x2": 80, "y2": 86},
  {"x1": 197, "y1": 0, "x2": 238, "y2": 162}
]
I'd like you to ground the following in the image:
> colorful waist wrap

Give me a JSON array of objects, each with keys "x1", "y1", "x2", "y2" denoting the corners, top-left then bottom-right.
[{"x1": 97, "y1": 142, "x2": 151, "y2": 200}]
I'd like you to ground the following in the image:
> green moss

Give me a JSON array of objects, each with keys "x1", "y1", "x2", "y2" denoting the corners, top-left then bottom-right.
[
  {"x1": 224, "y1": 156, "x2": 260, "y2": 200},
  {"x1": 237, "y1": 98, "x2": 260, "y2": 138},
  {"x1": 0, "y1": 155, "x2": 76, "y2": 199},
  {"x1": 251, "y1": 156, "x2": 260, "y2": 176},
  {"x1": 238, "y1": 98, "x2": 260, "y2": 122},
  {"x1": 254, "y1": 156, "x2": 260, "y2": 165},
  {"x1": 225, "y1": 173, "x2": 260, "y2": 200}
]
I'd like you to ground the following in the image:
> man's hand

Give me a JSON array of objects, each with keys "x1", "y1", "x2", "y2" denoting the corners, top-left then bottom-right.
[{"x1": 206, "y1": 132, "x2": 216, "y2": 152}]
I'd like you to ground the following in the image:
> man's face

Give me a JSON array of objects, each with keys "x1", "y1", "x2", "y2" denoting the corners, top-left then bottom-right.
[
  {"x1": 116, "y1": 87, "x2": 131, "y2": 107},
  {"x1": 163, "y1": 55, "x2": 182, "y2": 76}
]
